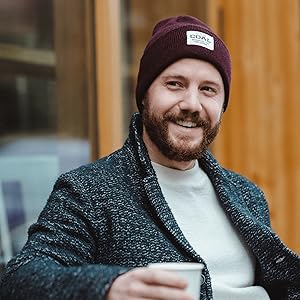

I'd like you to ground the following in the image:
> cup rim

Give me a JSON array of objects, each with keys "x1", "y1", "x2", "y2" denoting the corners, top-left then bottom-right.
[{"x1": 148, "y1": 262, "x2": 204, "y2": 271}]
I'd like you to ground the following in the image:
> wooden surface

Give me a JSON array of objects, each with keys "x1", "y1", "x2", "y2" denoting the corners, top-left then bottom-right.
[
  {"x1": 94, "y1": 0, "x2": 123, "y2": 158},
  {"x1": 209, "y1": 0, "x2": 300, "y2": 253}
]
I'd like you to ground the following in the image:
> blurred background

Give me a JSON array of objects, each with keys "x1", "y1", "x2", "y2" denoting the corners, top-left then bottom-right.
[{"x1": 0, "y1": 0, "x2": 299, "y2": 271}]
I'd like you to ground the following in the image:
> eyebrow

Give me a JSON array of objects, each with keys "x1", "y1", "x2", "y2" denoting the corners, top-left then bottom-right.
[
  {"x1": 161, "y1": 75, "x2": 222, "y2": 89},
  {"x1": 201, "y1": 80, "x2": 222, "y2": 89},
  {"x1": 161, "y1": 74, "x2": 187, "y2": 81}
]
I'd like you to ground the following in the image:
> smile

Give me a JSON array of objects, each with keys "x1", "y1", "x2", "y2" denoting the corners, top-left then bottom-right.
[{"x1": 175, "y1": 120, "x2": 197, "y2": 128}]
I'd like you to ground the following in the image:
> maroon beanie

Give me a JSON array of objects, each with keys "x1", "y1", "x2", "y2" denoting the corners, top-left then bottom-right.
[{"x1": 135, "y1": 15, "x2": 231, "y2": 112}]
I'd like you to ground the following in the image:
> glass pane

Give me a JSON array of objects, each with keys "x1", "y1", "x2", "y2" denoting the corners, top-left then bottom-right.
[
  {"x1": 0, "y1": 0, "x2": 91, "y2": 267},
  {"x1": 0, "y1": 0, "x2": 53, "y2": 50}
]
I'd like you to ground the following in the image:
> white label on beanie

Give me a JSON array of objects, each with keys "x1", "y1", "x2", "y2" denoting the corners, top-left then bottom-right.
[{"x1": 186, "y1": 30, "x2": 214, "y2": 50}]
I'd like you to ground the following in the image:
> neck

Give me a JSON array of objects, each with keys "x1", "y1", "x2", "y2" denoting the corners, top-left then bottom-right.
[{"x1": 142, "y1": 130, "x2": 196, "y2": 171}]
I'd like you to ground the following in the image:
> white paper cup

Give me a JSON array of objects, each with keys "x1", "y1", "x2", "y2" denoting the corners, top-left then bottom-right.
[{"x1": 148, "y1": 262, "x2": 204, "y2": 300}]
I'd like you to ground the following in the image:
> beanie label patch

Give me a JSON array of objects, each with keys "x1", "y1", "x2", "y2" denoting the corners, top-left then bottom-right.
[{"x1": 186, "y1": 31, "x2": 214, "y2": 51}]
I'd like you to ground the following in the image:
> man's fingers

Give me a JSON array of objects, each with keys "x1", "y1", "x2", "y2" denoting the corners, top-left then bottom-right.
[
  {"x1": 127, "y1": 280, "x2": 194, "y2": 300},
  {"x1": 130, "y1": 268, "x2": 188, "y2": 288},
  {"x1": 106, "y1": 267, "x2": 194, "y2": 300}
]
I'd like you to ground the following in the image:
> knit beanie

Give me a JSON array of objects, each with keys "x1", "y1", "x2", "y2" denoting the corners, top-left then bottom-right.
[{"x1": 135, "y1": 15, "x2": 231, "y2": 112}]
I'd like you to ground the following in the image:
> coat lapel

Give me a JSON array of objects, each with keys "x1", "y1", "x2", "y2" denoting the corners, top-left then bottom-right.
[{"x1": 199, "y1": 151, "x2": 300, "y2": 284}]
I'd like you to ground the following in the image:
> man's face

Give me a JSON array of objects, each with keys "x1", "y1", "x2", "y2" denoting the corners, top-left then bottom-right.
[{"x1": 142, "y1": 58, "x2": 225, "y2": 163}]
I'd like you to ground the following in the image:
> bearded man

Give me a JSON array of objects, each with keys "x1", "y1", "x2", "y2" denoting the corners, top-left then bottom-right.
[{"x1": 1, "y1": 15, "x2": 299, "y2": 300}]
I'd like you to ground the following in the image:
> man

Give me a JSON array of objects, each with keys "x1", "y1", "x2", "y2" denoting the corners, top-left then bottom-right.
[{"x1": 0, "y1": 15, "x2": 299, "y2": 300}]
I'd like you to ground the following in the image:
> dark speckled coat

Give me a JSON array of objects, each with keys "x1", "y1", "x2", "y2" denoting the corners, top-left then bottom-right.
[{"x1": 0, "y1": 113, "x2": 299, "y2": 300}]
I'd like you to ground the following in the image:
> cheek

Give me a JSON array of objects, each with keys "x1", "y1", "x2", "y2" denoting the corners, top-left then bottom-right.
[
  {"x1": 204, "y1": 102, "x2": 223, "y2": 126},
  {"x1": 147, "y1": 92, "x2": 179, "y2": 114}
]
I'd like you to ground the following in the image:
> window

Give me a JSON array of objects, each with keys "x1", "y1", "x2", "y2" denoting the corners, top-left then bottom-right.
[{"x1": 0, "y1": 0, "x2": 96, "y2": 267}]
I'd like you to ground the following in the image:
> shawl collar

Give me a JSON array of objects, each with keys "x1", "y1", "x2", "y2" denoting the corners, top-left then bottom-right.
[
  {"x1": 199, "y1": 151, "x2": 300, "y2": 285},
  {"x1": 126, "y1": 113, "x2": 300, "y2": 286},
  {"x1": 127, "y1": 113, "x2": 201, "y2": 259}
]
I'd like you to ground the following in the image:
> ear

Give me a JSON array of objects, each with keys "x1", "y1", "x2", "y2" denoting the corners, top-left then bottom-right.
[
  {"x1": 140, "y1": 94, "x2": 148, "y2": 112},
  {"x1": 142, "y1": 92, "x2": 148, "y2": 105},
  {"x1": 219, "y1": 109, "x2": 225, "y2": 121}
]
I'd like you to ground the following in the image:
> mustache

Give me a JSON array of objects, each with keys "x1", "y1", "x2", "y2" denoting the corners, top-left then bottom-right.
[{"x1": 164, "y1": 111, "x2": 211, "y2": 129}]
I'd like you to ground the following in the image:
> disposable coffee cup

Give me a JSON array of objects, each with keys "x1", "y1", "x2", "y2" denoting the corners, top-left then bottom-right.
[{"x1": 148, "y1": 262, "x2": 204, "y2": 300}]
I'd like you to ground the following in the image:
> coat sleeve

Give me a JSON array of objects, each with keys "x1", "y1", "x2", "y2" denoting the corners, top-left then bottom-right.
[{"x1": 0, "y1": 172, "x2": 130, "y2": 300}]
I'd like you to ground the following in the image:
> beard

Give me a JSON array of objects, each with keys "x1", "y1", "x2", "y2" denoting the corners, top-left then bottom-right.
[{"x1": 142, "y1": 101, "x2": 221, "y2": 162}]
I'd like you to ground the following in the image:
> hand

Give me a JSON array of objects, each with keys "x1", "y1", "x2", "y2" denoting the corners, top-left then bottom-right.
[{"x1": 106, "y1": 267, "x2": 195, "y2": 300}]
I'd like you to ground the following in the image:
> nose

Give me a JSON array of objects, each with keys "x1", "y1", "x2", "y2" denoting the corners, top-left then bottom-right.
[{"x1": 178, "y1": 88, "x2": 202, "y2": 113}]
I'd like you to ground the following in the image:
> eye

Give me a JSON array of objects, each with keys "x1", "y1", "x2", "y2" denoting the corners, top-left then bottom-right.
[
  {"x1": 201, "y1": 86, "x2": 217, "y2": 95},
  {"x1": 166, "y1": 81, "x2": 183, "y2": 89}
]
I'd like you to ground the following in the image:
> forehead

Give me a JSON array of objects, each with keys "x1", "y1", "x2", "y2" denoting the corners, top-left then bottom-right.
[{"x1": 159, "y1": 58, "x2": 223, "y2": 84}]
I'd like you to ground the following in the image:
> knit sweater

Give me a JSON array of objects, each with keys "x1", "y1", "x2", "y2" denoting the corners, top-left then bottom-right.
[{"x1": 0, "y1": 113, "x2": 299, "y2": 300}]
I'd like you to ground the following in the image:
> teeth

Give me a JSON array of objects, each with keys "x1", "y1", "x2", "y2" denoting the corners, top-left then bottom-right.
[{"x1": 176, "y1": 120, "x2": 197, "y2": 128}]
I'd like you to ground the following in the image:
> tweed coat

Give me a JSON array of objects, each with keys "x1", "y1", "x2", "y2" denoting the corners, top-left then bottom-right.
[{"x1": 0, "y1": 113, "x2": 299, "y2": 300}]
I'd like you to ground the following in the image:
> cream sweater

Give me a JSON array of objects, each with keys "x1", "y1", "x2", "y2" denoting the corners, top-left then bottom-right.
[{"x1": 152, "y1": 161, "x2": 270, "y2": 300}]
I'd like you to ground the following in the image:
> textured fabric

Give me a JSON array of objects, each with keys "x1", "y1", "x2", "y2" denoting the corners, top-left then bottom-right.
[
  {"x1": 0, "y1": 113, "x2": 299, "y2": 300},
  {"x1": 135, "y1": 15, "x2": 231, "y2": 112}
]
